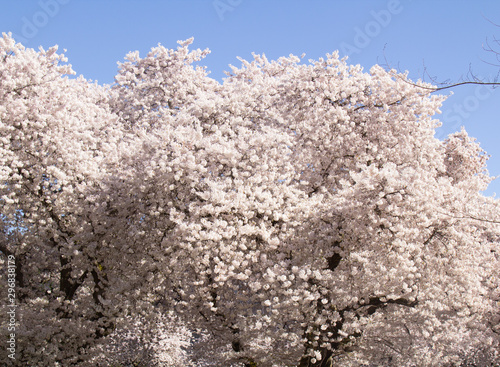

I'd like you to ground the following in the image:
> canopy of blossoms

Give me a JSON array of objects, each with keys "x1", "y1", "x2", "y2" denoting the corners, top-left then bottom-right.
[{"x1": 0, "y1": 33, "x2": 498, "y2": 366}]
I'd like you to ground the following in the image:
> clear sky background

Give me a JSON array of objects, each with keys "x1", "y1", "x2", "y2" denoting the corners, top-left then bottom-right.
[{"x1": 1, "y1": 0, "x2": 500, "y2": 196}]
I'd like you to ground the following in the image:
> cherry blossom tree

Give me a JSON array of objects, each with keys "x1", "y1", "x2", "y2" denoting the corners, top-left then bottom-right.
[
  {"x1": 0, "y1": 32, "x2": 131, "y2": 365},
  {"x1": 1, "y1": 33, "x2": 499, "y2": 366}
]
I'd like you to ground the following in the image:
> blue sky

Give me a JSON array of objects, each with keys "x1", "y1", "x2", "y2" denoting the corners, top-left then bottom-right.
[{"x1": 1, "y1": 0, "x2": 500, "y2": 196}]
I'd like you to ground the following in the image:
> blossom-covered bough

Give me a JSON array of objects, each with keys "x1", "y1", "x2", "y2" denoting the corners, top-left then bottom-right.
[{"x1": 0, "y1": 33, "x2": 499, "y2": 366}]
